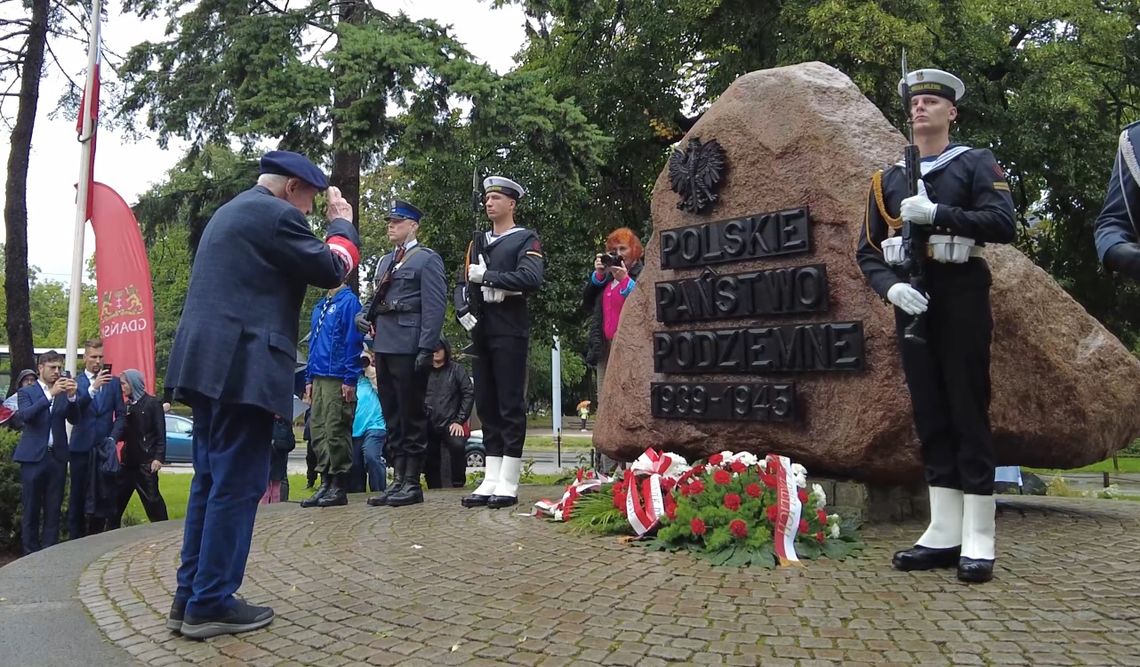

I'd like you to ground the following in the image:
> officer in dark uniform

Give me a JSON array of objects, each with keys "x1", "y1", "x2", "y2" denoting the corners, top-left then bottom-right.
[
  {"x1": 1094, "y1": 121, "x2": 1140, "y2": 279},
  {"x1": 456, "y1": 176, "x2": 545, "y2": 509},
  {"x1": 166, "y1": 151, "x2": 359, "y2": 637},
  {"x1": 856, "y1": 69, "x2": 1016, "y2": 584},
  {"x1": 356, "y1": 200, "x2": 447, "y2": 508}
]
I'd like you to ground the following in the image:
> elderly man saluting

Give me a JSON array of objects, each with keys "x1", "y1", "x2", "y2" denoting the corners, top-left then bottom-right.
[{"x1": 164, "y1": 151, "x2": 360, "y2": 639}]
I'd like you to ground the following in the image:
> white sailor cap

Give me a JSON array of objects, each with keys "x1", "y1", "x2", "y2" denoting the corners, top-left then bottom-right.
[
  {"x1": 898, "y1": 69, "x2": 965, "y2": 104},
  {"x1": 483, "y1": 176, "x2": 525, "y2": 200}
]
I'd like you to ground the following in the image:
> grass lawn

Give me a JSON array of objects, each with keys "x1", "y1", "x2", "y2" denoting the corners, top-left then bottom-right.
[
  {"x1": 122, "y1": 470, "x2": 575, "y2": 525},
  {"x1": 1025, "y1": 456, "x2": 1140, "y2": 475}
]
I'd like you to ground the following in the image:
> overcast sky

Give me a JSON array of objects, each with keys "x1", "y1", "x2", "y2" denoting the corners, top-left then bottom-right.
[{"x1": 0, "y1": 0, "x2": 527, "y2": 286}]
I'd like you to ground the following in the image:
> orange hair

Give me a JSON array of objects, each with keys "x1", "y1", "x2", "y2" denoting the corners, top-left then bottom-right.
[{"x1": 605, "y1": 227, "x2": 643, "y2": 263}]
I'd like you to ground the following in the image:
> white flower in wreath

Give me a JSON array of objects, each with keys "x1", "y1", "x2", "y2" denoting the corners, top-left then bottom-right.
[
  {"x1": 811, "y1": 483, "x2": 827, "y2": 510},
  {"x1": 829, "y1": 522, "x2": 841, "y2": 538},
  {"x1": 790, "y1": 463, "x2": 808, "y2": 488},
  {"x1": 728, "y1": 451, "x2": 759, "y2": 467}
]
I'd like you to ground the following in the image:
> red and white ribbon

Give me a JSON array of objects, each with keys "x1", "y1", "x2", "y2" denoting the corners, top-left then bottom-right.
[
  {"x1": 533, "y1": 469, "x2": 611, "y2": 521},
  {"x1": 768, "y1": 454, "x2": 802, "y2": 566}
]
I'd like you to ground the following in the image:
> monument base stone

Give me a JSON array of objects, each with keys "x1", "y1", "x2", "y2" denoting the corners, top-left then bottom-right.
[{"x1": 810, "y1": 477, "x2": 928, "y2": 524}]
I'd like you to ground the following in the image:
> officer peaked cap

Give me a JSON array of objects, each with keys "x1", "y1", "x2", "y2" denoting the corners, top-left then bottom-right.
[
  {"x1": 899, "y1": 69, "x2": 966, "y2": 104},
  {"x1": 483, "y1": 176, "x2": 525, "y2": 200},
  {"x1": 387, "y1": 199, "x2": 423, "y2": 222},
  {"x1": 259, "y1": 150, "x2": 329, "y2": 190}
]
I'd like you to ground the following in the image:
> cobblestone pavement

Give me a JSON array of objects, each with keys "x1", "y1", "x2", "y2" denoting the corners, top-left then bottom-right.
[{"x1": 79, "y1": 490, "x2": 1140, "y2": 666}]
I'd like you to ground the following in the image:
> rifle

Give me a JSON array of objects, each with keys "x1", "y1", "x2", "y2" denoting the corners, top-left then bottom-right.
[
  {"x1": 899, "y1": 49, "x2": 928, "y2": 345},
  {"x1": 466, "y1": 166, "x2": 484, "y2": 321}
]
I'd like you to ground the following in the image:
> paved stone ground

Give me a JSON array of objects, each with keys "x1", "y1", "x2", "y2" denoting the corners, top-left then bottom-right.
[{"x1": 76, "y1": 490, "x2": 1140, "y2": 666}]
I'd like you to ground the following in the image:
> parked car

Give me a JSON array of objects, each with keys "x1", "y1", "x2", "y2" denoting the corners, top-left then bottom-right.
[
  {"x1": 165, "y1": 413, "x2": 194, "y2": 463},
  {"x1": 465, "y1": 429, "x2": 484, "y2": 468}
]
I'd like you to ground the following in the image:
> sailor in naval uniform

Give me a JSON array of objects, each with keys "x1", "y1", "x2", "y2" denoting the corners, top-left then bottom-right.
[
  {"x1": 1094, "y1": 121, "x2": 1140, "y2": 280},
  {"x1": 855, "y1": 68, "x2": 1016, "y2": 583},
  {"x1": 455, "y1": 176, "x2": 545, "y2": 509}
]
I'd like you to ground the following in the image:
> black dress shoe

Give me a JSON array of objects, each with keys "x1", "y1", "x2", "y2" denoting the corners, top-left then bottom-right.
[
  {"x1": 461, "y1": 493, "x2": 490, "y2": 508},
  {"x1": 487, "y1": 495, "x2": 518, "y2": 509},
  {"x1": 957, "y1": 557, "x2": 994, "y2": 583},
  {"x1": 181, "y1": 599, "x2": 274, "y2": 640},
  {"x1": 166, "y1": 601, "x2": 185, "y2": 632},
  {"x1": 891, "y1": 545, "x2": 961, "y2": 571}
]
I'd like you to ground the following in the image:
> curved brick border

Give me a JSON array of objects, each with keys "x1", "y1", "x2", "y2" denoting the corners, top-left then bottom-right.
[{"x1": 57, "y1": 491, "x2": 1140, "y2": 665}]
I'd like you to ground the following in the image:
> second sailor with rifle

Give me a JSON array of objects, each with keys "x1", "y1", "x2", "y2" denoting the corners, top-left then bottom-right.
[
  {"x1": 456, "y1": 175, "x2": 545, "y2": 509},
  {"x1": 855, "y1": 65, "x2": 1015, "y2": 583}
]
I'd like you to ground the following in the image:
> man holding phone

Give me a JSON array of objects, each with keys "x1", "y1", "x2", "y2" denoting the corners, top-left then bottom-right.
[{"x1": 70, "y1": 339, "x2": 125, "y2": 538}]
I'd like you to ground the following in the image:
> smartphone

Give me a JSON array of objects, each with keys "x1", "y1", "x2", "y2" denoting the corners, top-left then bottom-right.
[
  {"x1": 103, "y1": 363, "x2": 113, "y2": 375},
  {"x1": 61, "y1": 370, "x2": 72, "y2": 379}
]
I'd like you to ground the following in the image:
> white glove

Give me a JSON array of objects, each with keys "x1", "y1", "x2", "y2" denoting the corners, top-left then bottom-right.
[
  {"x1": 467, "y1": 255, "x2": 488, "y2": 284},
  {"x1": 481, "y1": 286, "x2": 505, "y2": 303},
  {"x1": 900, "y1": 182, "x2": 936, "y2": 226},
  {"x1": 459, "y1": 312, "x2": 478, "y2": 331},
  {"x1": 887, "y1": 283, "x2": 929, "y2": 315}
]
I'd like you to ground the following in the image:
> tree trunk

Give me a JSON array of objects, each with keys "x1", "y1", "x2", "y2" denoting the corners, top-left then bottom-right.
[
  {"x1": 4, "y1": 0, "x2": 49, "y2": 394},
  {"x1": 331, "y1": 0, "x2": 366, "y2": 293}
]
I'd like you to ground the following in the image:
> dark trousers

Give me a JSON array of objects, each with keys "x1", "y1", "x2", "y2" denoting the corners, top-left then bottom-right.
[
  {"x1": 116, "y1": 463, "x2": 169, "y2": 523},
  {"x1": 425, "y1": 427, "x2": 467, "y2": 488},
  {"x1": 68, "y1": 451, "x2": 93, "y2": 539},
  {"x1": 19, "y1": 456, "x2": 67, "y2": 555},
  {"x1": 306, "y1": 443, "x2": 317, "y2": 484},
  {"x1": 472, "y1": 335, "x2": 529, "y2": 458},
  {"x1": 175, "y1": 393, "x2": 273, "y2": 619},
  {"x1": 376, "y1": 353, "x2": 429, "y2": 458},
  {"x1": 898, "y1": 261, "x2": 996, "y2": 496}
]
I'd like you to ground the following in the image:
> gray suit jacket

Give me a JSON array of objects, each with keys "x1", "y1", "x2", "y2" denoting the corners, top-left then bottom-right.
[
  {"x1": 364, "y1": 244, "x2": 447, "y2": 355},
  {"x1": 165, "y1": 186, "x2": 358, "y2": 417}
]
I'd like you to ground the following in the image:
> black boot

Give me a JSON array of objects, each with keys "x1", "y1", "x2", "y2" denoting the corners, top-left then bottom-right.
[
  {"x1": 387, "y1": 456, "x2": 425, "y2": 507},
  {"x1": 299, "y1": 473, "x2": 330, "y2": 508},
  {"x1": 316, "y1": 473, "x2": 348, "y2": 507},
  {"x1": 367, "y1": 456, "x2": 405, "y2": 507},
  {"x1": 891, "y1": 545, "x2": 961, "y2": 571}
]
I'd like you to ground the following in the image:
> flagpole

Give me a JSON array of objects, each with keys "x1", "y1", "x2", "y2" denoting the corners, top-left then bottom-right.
[{"x1": 65, "y1": 0, "x2": 102, "y2": 375}]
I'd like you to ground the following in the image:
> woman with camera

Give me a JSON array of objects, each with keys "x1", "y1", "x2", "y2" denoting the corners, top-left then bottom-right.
[{"x1": 582, "y1": 228, "x2": 643, "y2": 469}]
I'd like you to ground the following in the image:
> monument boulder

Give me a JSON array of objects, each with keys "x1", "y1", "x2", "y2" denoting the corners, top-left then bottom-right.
[{"x1": 593, "y1": 61, "x2": 1140, "y2": 482}]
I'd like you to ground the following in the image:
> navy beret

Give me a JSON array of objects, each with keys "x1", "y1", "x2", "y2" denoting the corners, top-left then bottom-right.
[
  {"x1": 387, "y1": 199, "x2": 423, "y2": 222},
  {"x1": 259, "y1": 151, "x2": 329, "y2": 190}
]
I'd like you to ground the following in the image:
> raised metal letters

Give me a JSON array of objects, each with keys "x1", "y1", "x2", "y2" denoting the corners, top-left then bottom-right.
[
  {"x1": 651, "y1": 382, "x2": 796, "y2": 422},
  {"x1": 656, "y1": 265, "x2": 829, "y2": 324},
  {"x1": 652, "y1": 322, "x2": 864, "y2": 374},
  {"x1": 659, "y1": 207, "x2": 811, "y2": 270}
]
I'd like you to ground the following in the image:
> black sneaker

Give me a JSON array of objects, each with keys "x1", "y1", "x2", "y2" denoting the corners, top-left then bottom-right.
[
  {"x1": 166, "y1": 601, "x2": 185, "y2": 632},
  {"x1": 180, "y1": 599, "x2": 274, "y2": 639}
]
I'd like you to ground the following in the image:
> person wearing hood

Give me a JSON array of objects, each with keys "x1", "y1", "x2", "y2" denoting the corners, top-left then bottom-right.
[
  {"x1": 423, "y1": 338, "x2": 474, "y2": 489},
  {"x1": 113, "y1": 369, "x2": 169, "y2": 525},
  {"x1": 1, "y1": 369, "x2": 40, "y2": 430}
]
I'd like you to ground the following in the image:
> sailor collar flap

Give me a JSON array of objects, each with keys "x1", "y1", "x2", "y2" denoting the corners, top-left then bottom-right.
[{"x1": 894, "y1": 144, "x2": 973, "y2": 177}]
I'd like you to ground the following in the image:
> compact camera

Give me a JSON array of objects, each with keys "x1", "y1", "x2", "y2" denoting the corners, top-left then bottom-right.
[{"x1": 599, "y1": 251, "x2": 623, "y2": 268}]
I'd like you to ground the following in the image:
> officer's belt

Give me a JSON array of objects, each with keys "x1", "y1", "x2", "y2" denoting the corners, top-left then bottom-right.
[{"x1": 375, "y1": 298, "x2": 421, "y2": 314}]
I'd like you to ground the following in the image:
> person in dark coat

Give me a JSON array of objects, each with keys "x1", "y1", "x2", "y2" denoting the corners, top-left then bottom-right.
[
  {"x1": 261, "y1": 414, "x2": 295, "y2": 503},
  {"x1": 423, "y1": 338, "x2": 474, "y2": 489},
  {"x1": 1094, "y1": 121, "x2": 1140, "y2": 280},
  {"x1": 356, "y1": 200, "x2": 447, "y2": 508},
  {"x1": 1, "y1": 369, "x2": 40, "y2": 431},
  {"x1": 164, "y1": 150, "x2": 360, "y2": 639},
  {"x1": 582, "y1": 227, "x2": 643, "y2": 472},
  {"x1": 855, "y1": 68, "x2": 1015, "y2": 584},
  {"x1": 114, "y1": 369, "x2": 169, "y2": 525}
]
